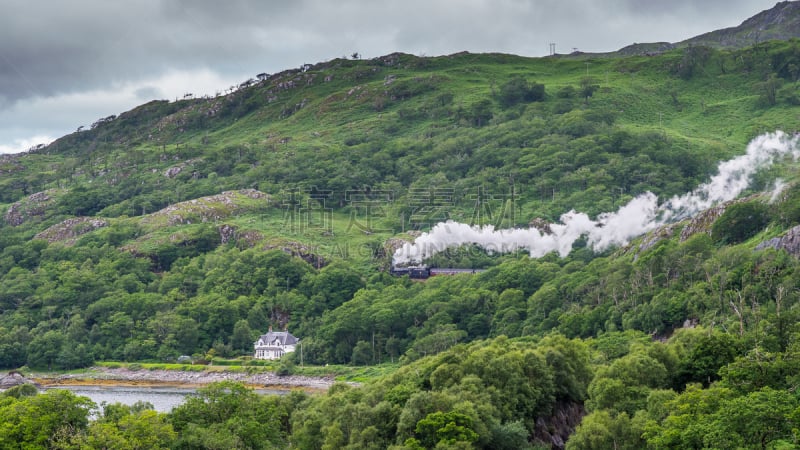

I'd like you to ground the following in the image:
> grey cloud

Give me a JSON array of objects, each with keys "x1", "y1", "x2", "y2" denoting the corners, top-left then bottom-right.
[
  {"x1": 0, "y1": 0, "x2": 780, "y2": 103},
  {"x1": 0, "y1": 0, "x2": 783, "y2": 149},
  {"x1": 620, "y1": 0, "x2": 774, "y2": 17},
  {"x1": 134, "y1": 86, "x2": 164, "y2": 101}
]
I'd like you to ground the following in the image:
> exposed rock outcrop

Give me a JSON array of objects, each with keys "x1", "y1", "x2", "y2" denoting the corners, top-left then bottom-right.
[
  {"x1": 533, "y1": 401, "x2": 586, "y2": 449},
  {"x1": 756, "y1": 225, "x2": 800, "y2": 257},
  {"x1": 629, "y1": 196, "x2": 766, "y2": 259},
  {"x1": 383, "y1": 237, "x2": 411, "y2": 258},
  {"x1": 616, "y1": 42, "x2": 676, "y2": 56},
  {"x1": 682, "y1": 1, "x2": 800, "y2": 49},
  {"x1": 218, "y1": 224, "x2": 237, "y2": 244},
  {"x1": 613, "y1": 2, "x2": 800, "y2": 55},
  {"x1": 638, "y1": 223, "x2": 680, "y2": 253},
  {"x1": 679, "y1": 195, "x2": 762, "y2": 242},
  {"x1": 164, "y1": 165, "x2": 183, "y2": 178},
  {"x1": 35, "y1": 217, "x2": 109, "y2": 244},
  {"x1": 529, "y1": 217, "x2": 554, "y2": 235},
  {"x1": 0, "y1": 155, "x2": 23, "y2": 175},
  {"x1": 3, "y1": 190, "x2": 61, "y2": 226},
  {"x1": 217, "y1": 224, "x2": 264, "y2": 247},
  {"x1": 140, "y1": 189, "x2": 271, "y2": 228},
  {"x1": 679, "y1": 204, "x2": 727, "y2": 242},
  {"x1": 0, "y1": 371, "x2": 40, "y2": 389}
]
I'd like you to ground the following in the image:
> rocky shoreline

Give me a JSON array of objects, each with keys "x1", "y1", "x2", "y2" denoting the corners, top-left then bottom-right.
[
  {"x1": 0, "y1": 371, "x2": 41, "y2": 390},
  {"x1": 25, "y1": 367, "x2": 349, "y2": 391}
]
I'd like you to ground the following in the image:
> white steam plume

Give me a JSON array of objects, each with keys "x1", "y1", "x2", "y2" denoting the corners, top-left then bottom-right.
[
  {"x1": 770, "y1": 179, "x2": 788, "y2": 204},
  {"x1": 393, "y1": 131, "x2": 800, "y2": 265}
]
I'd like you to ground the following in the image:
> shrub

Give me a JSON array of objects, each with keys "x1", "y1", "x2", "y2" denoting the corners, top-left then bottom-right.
[
  {"x1": 277, "y1": 358, "x2": 295, "y2": 376},
  {"x1": 467, "y1": 99, "x2": 494, "y2": 127},
  {"x1": 498, "y1": 77, "x2": 545, "y2": 107},
  {"x1": 580, "y1": 77, "x2": 600, "y2": 98},
  {"x1": 557, "y1": 85, "x2": 576, "y2": 98}
]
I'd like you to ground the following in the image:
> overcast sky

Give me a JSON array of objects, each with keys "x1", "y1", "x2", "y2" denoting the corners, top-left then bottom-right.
[{"x1": 0, "y1": 0, "x2": 781, "y2": 154}]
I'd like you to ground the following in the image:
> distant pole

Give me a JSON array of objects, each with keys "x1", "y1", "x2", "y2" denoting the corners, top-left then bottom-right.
[{"x1": 549, "y1": 43, "x2": 556, "y2": 56}]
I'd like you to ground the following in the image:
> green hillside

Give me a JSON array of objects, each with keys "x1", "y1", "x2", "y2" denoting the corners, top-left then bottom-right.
[{"x1": 3, "y1": 36, "x2": 800, "y2": 448}]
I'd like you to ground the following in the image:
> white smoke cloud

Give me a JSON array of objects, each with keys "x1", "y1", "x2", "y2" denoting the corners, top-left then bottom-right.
[
  {"x1": 659, "y1": 132, "x2": 800, "y2": 221},
  {"x1": 393, "y1": 131, "x2": 799, "y2": 265},
  {"x1": 769, "y1": 179, "x2": 788, "y2": 204}
]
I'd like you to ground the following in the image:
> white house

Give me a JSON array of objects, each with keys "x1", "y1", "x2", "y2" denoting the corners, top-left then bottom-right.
[{"x1": 254, "y1": 327, "x2": 299, "y2": 360}]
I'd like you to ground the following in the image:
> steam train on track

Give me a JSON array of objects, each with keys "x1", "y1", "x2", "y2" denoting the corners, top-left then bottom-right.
[{"x1": 390, "y1": 265, "x2": 485, "y2": 279}]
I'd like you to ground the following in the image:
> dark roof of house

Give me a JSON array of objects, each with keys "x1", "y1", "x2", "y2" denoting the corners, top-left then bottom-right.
[{"x1": 256, "y1": 330, "x2": 299, "y2": 347}]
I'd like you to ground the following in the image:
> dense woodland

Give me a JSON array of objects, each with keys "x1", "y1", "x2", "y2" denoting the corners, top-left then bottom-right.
[{"x1": 3, "y1": 36, "x2": 800, "y2": 448}]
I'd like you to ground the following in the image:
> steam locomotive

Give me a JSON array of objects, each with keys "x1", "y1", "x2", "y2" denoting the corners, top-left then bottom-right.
[{"x1": 390, "y1": 265, "x2": 484, "y2": 279}]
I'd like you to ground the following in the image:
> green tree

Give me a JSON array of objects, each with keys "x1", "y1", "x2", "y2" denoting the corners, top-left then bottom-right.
[
  {"x1": 467, "y1": 100, "x2": 493, "y2": 127},
  {"x1": 489, "y1": 420, "x2": 530, "y2": 450},
  {"x1": 321, "y1": 421, "x2": 346, "y2": 450},
  {"x1": 711, "y1": 201, "x2": 770, "y2": 244},
  {"x1": 643, "y1": 384, "x2": 734, "y2": 449},
  {"x1": 758, "y1": 74, "x2": 782, "y2": 106},
  {"x1": 587, "y1": 351, "x2": 668, "y2": 415},
  {"x1": 718, "y1": 350, "x2": 800, "y2": 393},
  {"x1": 58, "y1": 341, "x2": 93, "y2": 369},
  {"x1": 27, "y1": 330, "x2": 65, "y2": 370},
  {"x1": 645, "y1": 385, "x2": 798, "y2": 450},
  {"x1": 705, "y1": 388, "x2": 798, "y2": 449},
  {"x1": 308, "y1": 262, "x2": 365, "y2": 309},
  {"x1": 566, "y1": 411, "x2": 643, "y2": 450},
  {"x1": 676, "y1": 332, "x2": 741, "y2": 387},
  {"x1": 498, "y1": 77, "x2": 545, "y2": 107},
  {"x1": 412, "y1": 411, "x2": 479, "y2": 449},
  {"x1": 231, "y1": 319, "x2": 255, "y2": 353},
  {"x1": 579, "y1": 77, "x2": 600, "y2": 99},
  {"x1": 87, "y1": 405, "x2": 176, "y2": 450},
  {"x1": 352, "y1": 340, "x2": 373, "y2": 365},
  {"x1": 386, "y1": 336, "x2": 403, "y2": 363},
  {"x1": 674, "y1": 45, "x2": 712, "y2": 79},
  {"x1": 169, "y1": 381, "x2": 288, "y2": 449},
  {"x1": 0, "y1": 326, "x2": 29, "y2": 368},
  {"x1": 2, "y1": 383, "x2": 38, "y2": 398},
  {"x1": 776, "y1": 183, "x2": 800, "y2": 226},
  {"x1": 536, "y1": 334, "x2": 593, "y2": 403},
  {"x1": 0, "y1": 389, "x2": 95, "y2": 449},
  {"x1": 491, "y1": 288, "x2": 526, "y2": 337}
]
